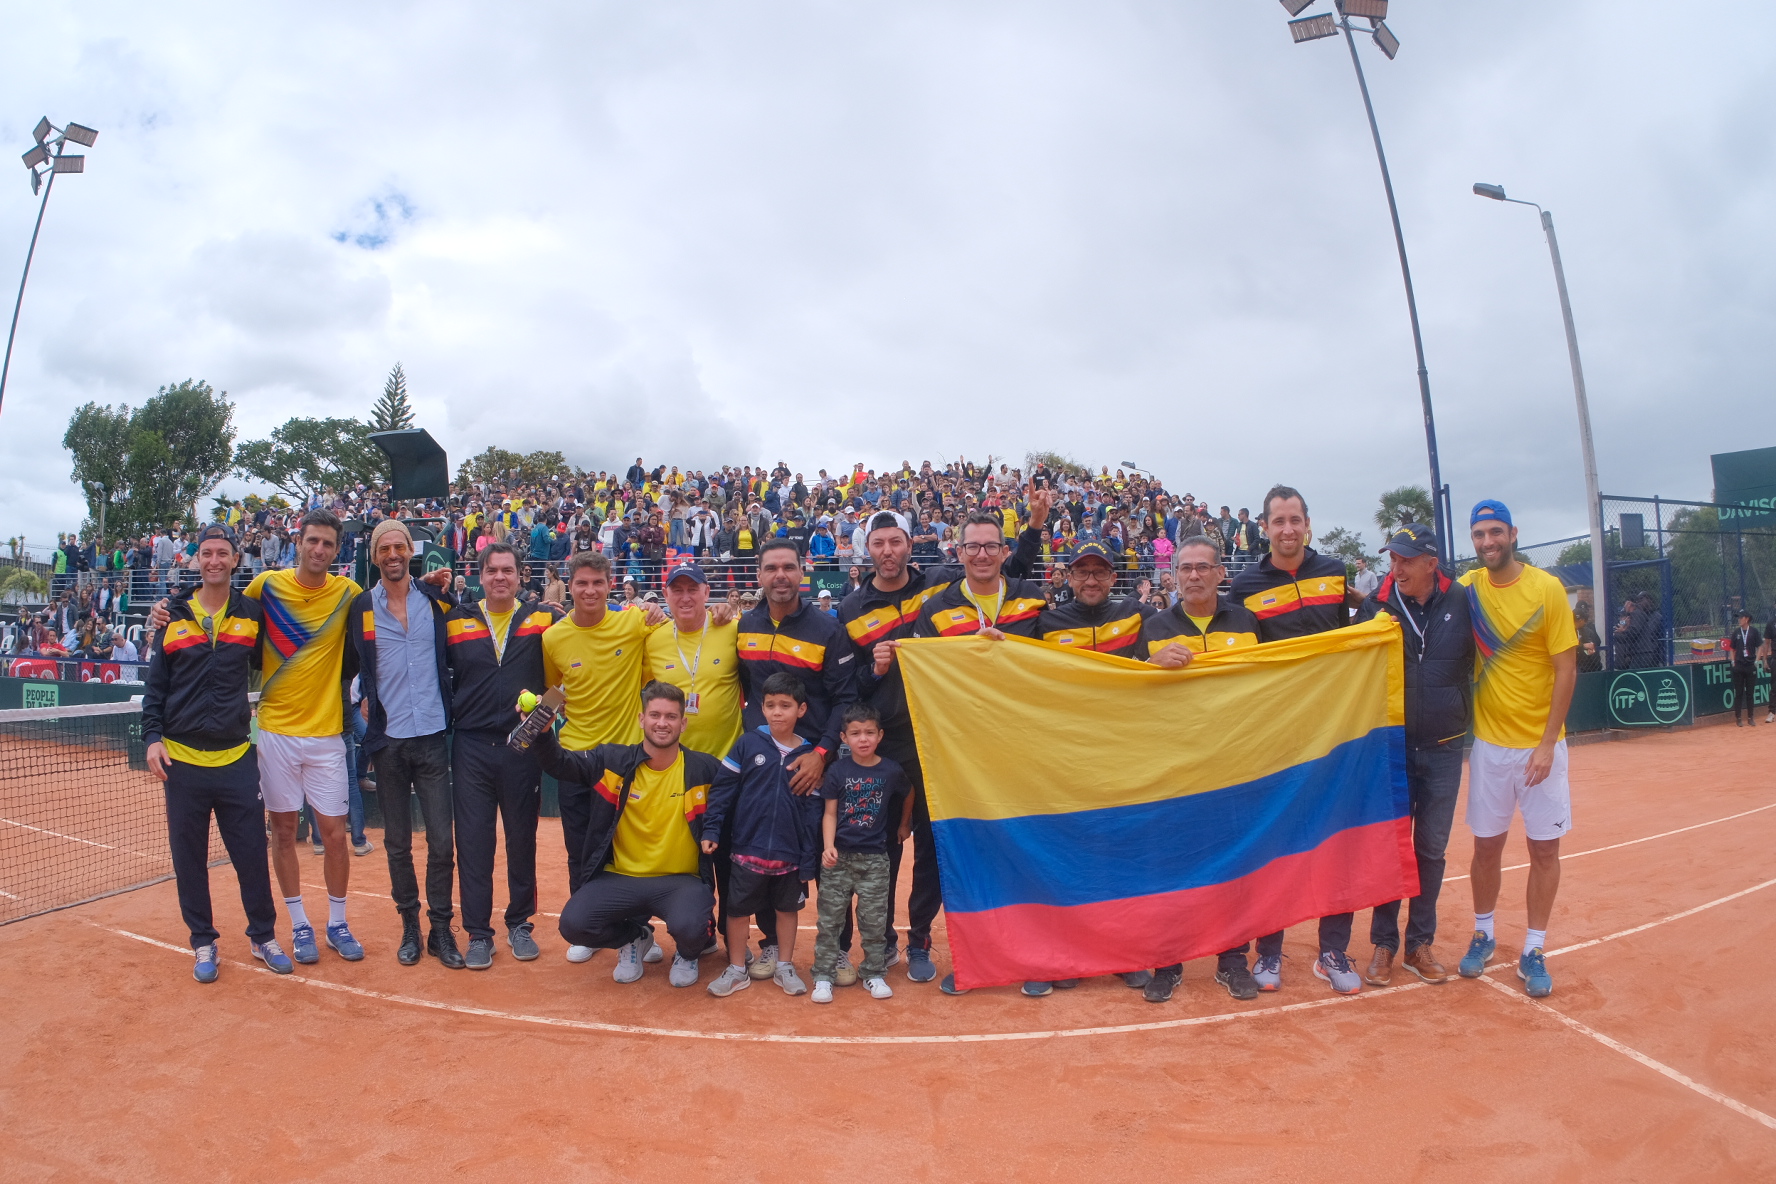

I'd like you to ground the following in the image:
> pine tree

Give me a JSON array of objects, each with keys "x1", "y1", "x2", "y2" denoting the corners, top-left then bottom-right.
[{"x1": 369, "y1": 363, "x2": 415, "y2": 432}]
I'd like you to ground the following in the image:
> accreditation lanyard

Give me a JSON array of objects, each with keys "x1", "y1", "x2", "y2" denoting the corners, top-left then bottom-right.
[
  {"x1": 960, "y1": 580, "x2": 1005, "y2": 633},
  {"x1": 481, "y1": 600, "x2": 514, "y2": 663},
  {"x1": 1395, "y1": 594, "x2": 1429, "y2": 653},
  {"x1": 674, "y1": 620, "x2": 707, "y2": 714}
]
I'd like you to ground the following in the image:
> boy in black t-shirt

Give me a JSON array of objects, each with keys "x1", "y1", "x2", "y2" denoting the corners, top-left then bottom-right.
[{"x1": 811, "y1": 703, "x2": 910, "y2": 1003}]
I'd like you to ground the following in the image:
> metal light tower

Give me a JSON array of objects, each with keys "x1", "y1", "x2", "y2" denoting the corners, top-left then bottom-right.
[
  {"x1": 1474, "y1": 182, "x2": 1608, "y2": 656},
  {"x1": 2, "y1": 117, "x2": 98, "y2": 422},
  {"x1": 1281, "y1": 0, "x2": 1452, "y2": 554}
]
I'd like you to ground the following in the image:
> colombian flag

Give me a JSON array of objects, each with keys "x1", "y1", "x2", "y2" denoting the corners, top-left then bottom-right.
[{"x1": 899, "y1": 617, "x2": 1412, "y2": 989}]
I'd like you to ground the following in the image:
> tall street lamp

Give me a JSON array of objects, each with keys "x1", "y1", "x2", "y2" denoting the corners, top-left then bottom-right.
[
  {"x1": 2, "y1": 117, "x2": 98, "y2": 422},
  {"x1": 1473, "y1": 182, "x2": 1608, "y2": 654},
  {"x1": 1282, "y1": 0, "x2": 1453, "y2": 554}
]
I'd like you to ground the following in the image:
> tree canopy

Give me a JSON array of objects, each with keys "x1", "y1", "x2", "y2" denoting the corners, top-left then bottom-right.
[
  {"x1": 454, "y1": 446, "x2": 571, "y2": 487},
  {"x1": 62, "y1": 380, "x2": 236, "y2": 539},
  {"x1": 369, "y1": 362, "x2": 415, "y2": 432},
  {"x1": 234, "y1": 416, "x2": 383, "y2": 504}
]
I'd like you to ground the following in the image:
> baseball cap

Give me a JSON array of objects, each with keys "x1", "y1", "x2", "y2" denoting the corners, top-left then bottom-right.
[
  {"x1": 194, "y1": 524, "x2": 238, "y2": 550},
  {"x1": 1382, "y1": 523, "x2": 1440, "y2": 559},
  {"x1": 816, "y1": 589, "x2": 832, "y2": 600},
  {"x1": 1071, "y1": 541, "x2": 1116, "y2": 566},
  {"x1": 664, "y1": 561, "x2": 708, "y2": 586},
  {"x1": 864, "y1": 510, "x2": 910, "y2": 542},
  {"x1": 1470, "y1": 499, "x2": 1513, "y2": 528}
]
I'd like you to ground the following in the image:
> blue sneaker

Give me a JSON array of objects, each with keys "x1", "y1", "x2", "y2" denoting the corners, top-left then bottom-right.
[
  {"x1": 1518, "y1": 948, "x2": 1553, "y2": 997},
  {"x1": 326, "y1": 922, "x2": 365, "y2": 961},
  {"x1": 193, "y1": 943, "x2": 220, "y2": 984},
  {"x1": 1458, "y1": 931, "x2": 1496, "y2": 978},
  {"x1": 252, "y1": 939, "x2": 294, "y2": 975},
  {"x1": 290, "y1": 922, "x2": 320, "y2": 964},
  {"x1": 938, "y1": 972, "x2": 970, "y2": 996},
  {"x1": 1021, "y1": 980, "x2": 1053, "y2": 997},
  {"x1": 906, "y1": 946, "x2": 937, "y2": 983}
]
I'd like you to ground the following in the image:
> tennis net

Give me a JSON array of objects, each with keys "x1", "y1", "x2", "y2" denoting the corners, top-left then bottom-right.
[{"x1": 0, "y1": 700, "x2": 224, "y2": 926}]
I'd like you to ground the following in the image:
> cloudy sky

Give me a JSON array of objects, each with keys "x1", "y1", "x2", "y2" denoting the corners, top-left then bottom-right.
[{"x1": 0, "y1": 0, "x2": 1769, "y2": 552}]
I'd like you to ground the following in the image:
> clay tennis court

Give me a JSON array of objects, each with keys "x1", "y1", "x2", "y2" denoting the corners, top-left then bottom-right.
[{"x1": 2, "y1": 723, "x2": 1772, "y2": 1180}]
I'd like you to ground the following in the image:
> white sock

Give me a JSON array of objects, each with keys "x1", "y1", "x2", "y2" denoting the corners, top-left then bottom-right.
[
  {"x1": 1524, "y1": 928, "x2": 1547, "y2": 956},
  {"x1": 285, "y1": 896, "x2": 309, "y2": 927},
  {"x1": 1474, "y1": 911, "x2": 1495, "y2": 940},
  {"x1": 328, "y1": 895, "x2": 348, "y2": 927}
]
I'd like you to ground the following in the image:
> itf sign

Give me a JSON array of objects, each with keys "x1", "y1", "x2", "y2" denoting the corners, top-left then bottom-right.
[{"x1": 1607, "y1": 668, "x2": 1692, "y2": 728}]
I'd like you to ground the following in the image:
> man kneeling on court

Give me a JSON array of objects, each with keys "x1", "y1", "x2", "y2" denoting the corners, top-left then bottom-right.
[{"x1": 531, "y1": 681, "x2": 723, "y2": 987}]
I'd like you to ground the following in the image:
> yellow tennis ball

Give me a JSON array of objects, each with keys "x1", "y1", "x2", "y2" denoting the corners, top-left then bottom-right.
[{"x1": 518, "y1": 691, "x2": 539, "y2": 713}]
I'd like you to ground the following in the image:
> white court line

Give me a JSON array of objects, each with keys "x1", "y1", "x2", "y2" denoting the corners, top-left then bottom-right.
[
  {"x1": 1476, "y1": 975, "x2": 1776, "y2": 1132},
  {"x1": 0, "y1": 888, "x2": 20, "y2": 900},
  {"x1": 1444, "y1": 801, "x2": 1776, "y2": 883},
  {"x1": 95, "y1": 873, "x2": 1776, "y2": 1046},
  {"x1": 1, "y1": 815, "x2": 157, "y2": 856}
]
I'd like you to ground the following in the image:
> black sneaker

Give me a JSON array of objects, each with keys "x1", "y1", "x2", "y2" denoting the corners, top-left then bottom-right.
[
  {"x1": 429, "y1": 925, "x2": 466, "y2": 970},
  {"x1": 397, "y1": 916, "x2": 422, "y2": 966},
  {"x1": 1143, "y1": 968, "x2": 1181, "y2": 1003},
  {"x1": 1215, "y1": 959, "x2": 1260, "y2": 1000},
  {"x1": 465, "y1": 936, "x2": 494, "y2": 970},
  {"x1": 508, "y1": 923, "x2": 540, "y2": 961}
]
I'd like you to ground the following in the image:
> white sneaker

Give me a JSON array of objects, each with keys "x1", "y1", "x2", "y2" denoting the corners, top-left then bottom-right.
[
  {"x1": 669, "y1": 954, "x2": 700, "y2": 988},
  {"x1": 708, "y1": 963, "x2": 751, "y2": 997},
  {"x1": 749, "y1": 942, "x2": 778, "y2": 980},
  {"x1": 615, "y1": 932, "x2": 653, "y2": 983},
  {"x1": 833, "y1": 951, "x2": 858, "y2": 987},
  {"x1": 642, "y1": 926, "x2": 664, "y2": 963},
  {"x1": 864, "y1": 975, "x2": 894, "y2": 1000},
  {"x1": 774, "y1": 961, "x2": 808, "y2": 996},
  {"x1": 565, "y1": 944, "x2": 595, "y2": 964},
  {"x1": 811, "y1": 980, "x2": 835, "y2": 1004}
]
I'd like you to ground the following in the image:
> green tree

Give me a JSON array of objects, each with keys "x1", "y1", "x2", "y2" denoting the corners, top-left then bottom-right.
[
  {"x1": 1375, "y1": 485, "x2": 1434, "y2": 537},
  {"x1": 368, "y1": 362, "x2": 416, "y2": 432},
  {"x1": 1025, "y1": 450, "x2": 1081, "y2": 477},
  {"x1": 62, "y1": 380, "x2": 236, "y2": 538},
  {"x1": 1318, "y1": 525, "x2": 1377, "y2": 581},
  {"x1": 234, "y1": 417, "x2": 383, "y2": 504},
  {"x1": 454, "y1": 446, "x2": 569, "y2": 487}
]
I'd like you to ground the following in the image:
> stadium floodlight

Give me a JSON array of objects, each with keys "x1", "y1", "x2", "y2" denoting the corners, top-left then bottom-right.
[
  {"x1": 1289, "y1": 13, "x2": 1339, "y2": 42},
  {"x1": 1279, "y1": 0, "x2": 1316, "y2": 16},
  {"x1": 1472, "y1": 180, "x2": 1607, "y2": 658},
  {"x1": 1282, "y1": 0, "x2": 1453, "y2": 557},
  {"x1": 3, "y1": 117, "x2": 97, "y2": 425},
  {"x1": 1372, "y1": 21, "x2": 1400, "y2": 59}
]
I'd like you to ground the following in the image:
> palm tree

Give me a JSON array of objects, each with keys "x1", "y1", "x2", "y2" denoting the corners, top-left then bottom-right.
[{"x1": 1375, "y1": 485, "x2": 1435, "y2": 538}]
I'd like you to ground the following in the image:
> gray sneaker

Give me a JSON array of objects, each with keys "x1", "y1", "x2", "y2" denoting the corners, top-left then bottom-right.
[
  {"x1": 614, "y1": 932, "x2": 653, "y2": 983},
  {"x1": 507, "y1": 923, "x2": 539, "y2": 961},
  {"x1": 774, "y1": 961, "x2": 808, "y2": 996},
  {"x1": 1313, "y1": 950, "x2": 1362, "y2": 995},
  {"x1": 465, "y1": 936, "x2": 494, "y2": 970},
  {"x1": 1253, "y1": 954, "x2": 1282, "y2": 992},
  {"x1": 642, "y1": 924, "x2": 664, "y2": 963},
  {"x1": 669, "y1": 954, "x2": 700, "y2": 988},
  {"x1": 708, "y1": 963, "x2": 751, "y2": 997}
]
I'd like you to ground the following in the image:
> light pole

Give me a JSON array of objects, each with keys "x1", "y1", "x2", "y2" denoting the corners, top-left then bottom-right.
[
  {"x1": 1473, "y1": 182, "x2": 1608, "y2": 658},
  {"x1": 2, "y1": 117, "x2": 97, "y2": 422},
  {"x1": 1281, "y1": 0, "x2": 1452, "y2": 555}
]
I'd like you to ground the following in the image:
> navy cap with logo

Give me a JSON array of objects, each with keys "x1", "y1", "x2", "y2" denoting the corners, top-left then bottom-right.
[
  {"x1": 1071, "y1": 541, "x2": 1116, "y2": 566},
  {"x1": 1382, "y1": 523, "x2": 1439, "y2": 559},
  {"x1": 664, "y1": 561, "x2": 708, "y2": 586}
]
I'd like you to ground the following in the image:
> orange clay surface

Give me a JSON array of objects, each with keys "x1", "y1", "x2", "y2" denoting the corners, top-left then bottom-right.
[{"x1": 2, "y1": 723, "x2": 1774, "y2": 1181}]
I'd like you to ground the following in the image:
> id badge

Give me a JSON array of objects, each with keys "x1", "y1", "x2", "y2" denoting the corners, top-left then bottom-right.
[{"x1": 685, "y1": 692, "x2": 701, "y2": 715}]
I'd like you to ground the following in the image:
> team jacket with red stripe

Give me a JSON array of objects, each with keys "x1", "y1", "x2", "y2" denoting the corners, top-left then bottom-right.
[
  {"x1": 1138, "y1": 598, "x2": 1261, "y2": 658},
  {"x1": 840, "y1": 530, "x2": 1042, "y2": 735},
  {"x1": 1037, "y1": 594, "x2": 1155, "y2": 657},
  {"x1": 736, "y1": 600, "x2": 858, "y2": 754},
  {"x1": 141, "y1": 589, "x2": 263, "y2": 752},
  {"x1": 1228, "y1": 548, "x2": 1348, "y2": 642},
  {"x1": 443, "y1": 599, "x2": 564, "y2": 734},
  {"x1": 911, "y1": 577, "x2": 1049, "y2": 640},
  {"x1": 531, "y1": 729, "x2": 720, "y2": 886}
]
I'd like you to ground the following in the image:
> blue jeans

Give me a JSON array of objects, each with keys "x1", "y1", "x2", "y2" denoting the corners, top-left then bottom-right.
[{"x1": 1370, "y1": 740, "x2": 1463, "y2": 953}]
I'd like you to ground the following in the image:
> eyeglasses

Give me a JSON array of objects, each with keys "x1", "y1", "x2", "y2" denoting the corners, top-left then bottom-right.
[
  {"x1": 959, "y1": 542, "x2": 1003, "y2": 556},
  {"x1": 1176, "y1": 563, "x2": 1222, "y2": 576}
]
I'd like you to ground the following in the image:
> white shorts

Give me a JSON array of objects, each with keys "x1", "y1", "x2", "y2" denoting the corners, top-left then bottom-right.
[
  {"x1": 1467, "y1": 737, "x2": 1572, "y2": 842},
  {"x1": 257, "y1": 730, "x2": 349, "y2": 817}
]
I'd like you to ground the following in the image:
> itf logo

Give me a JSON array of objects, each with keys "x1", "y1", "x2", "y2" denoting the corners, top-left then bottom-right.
[{"x1": 1607, "y1": 670, "x2": 1691, "y2": 727}]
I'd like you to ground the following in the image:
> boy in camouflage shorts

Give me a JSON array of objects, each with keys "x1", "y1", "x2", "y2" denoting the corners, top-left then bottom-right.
[{"x1": 811, "y1": 704, "x2": 912, "y2": 1003}]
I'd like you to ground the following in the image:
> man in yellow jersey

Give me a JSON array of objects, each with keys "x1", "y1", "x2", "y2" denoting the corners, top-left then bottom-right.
[
  {"x1": 645, "y1": 561, "x2": 742, "y2": 759},
  {"x1": 1455, "y1": 499, "x2": 1578, "y2": 999},
  {"x1": 155, "y1": 509, "x2": 365, "y2": 964},
  {"x1": 141, "y1": 525, "x2": 289, "y2": 982}
]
